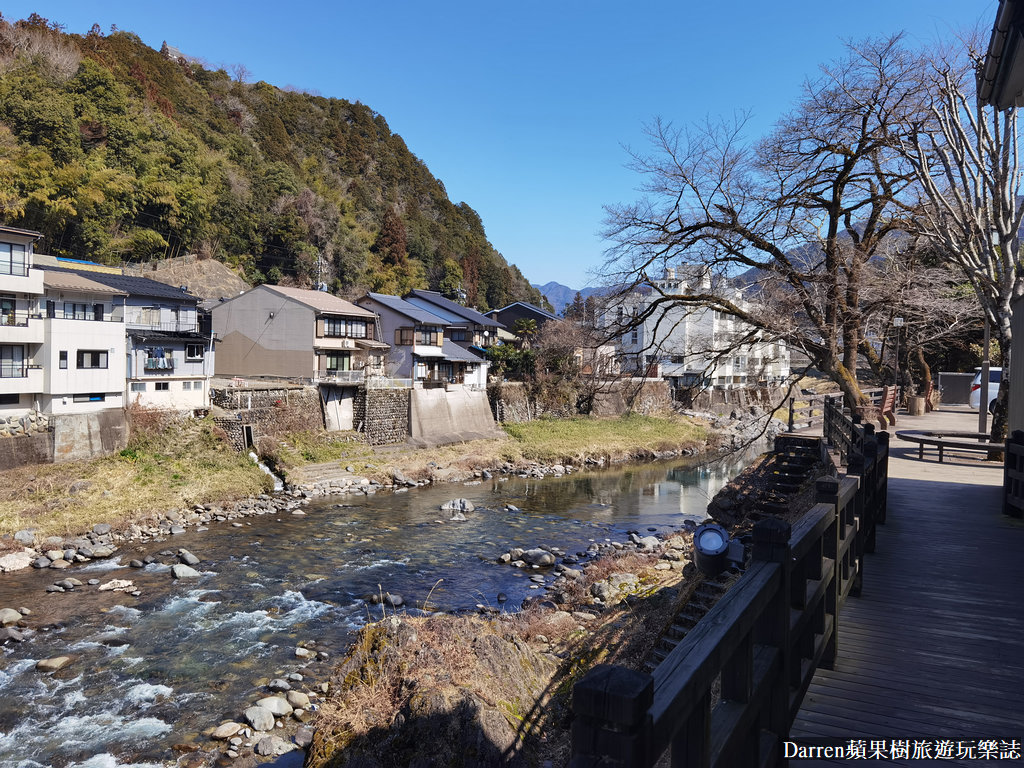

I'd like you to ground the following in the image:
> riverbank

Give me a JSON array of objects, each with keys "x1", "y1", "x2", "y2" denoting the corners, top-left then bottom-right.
[{"x1": 0, "y1": 412, "x2": 715, "y2": 547}]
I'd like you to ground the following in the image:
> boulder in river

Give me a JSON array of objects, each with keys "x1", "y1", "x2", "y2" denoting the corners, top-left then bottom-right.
[
  {"x1": 36, "y1": 656, "x2": 72, "y2": 672},
  {"x1": 211, "y1": 721, "x2": 242, "y2": 740},
  {"x1": 171, "y1": 564, "x2": 202, "y2": 579},
  {"x1": 244, "y1": 706, "x2": 275, "y2": 732},
  {"x1": 255, "y1": 735, "x2": 295, "y2": 756},
  {"x1": 256, "y1": 696, "x2": 293, "y2": 716},
  {"x1": 178, "y1": 549, "x2": 200, "y2": 566},
  {"x1": 0, "y1": 608, "x2": 21, "y2": 626},
  {"x1": 440, "y1": 498, "x2": 475, "y2": 513},
  {"x1": 0, "y1": 627, "x2": 25, "y2": 643},
  {"x1": 0, "y1": 552, "x2": 33, "y2": 573},
  {"x1": 523, "y1": 548, "x2": 556, "y2": 567}
]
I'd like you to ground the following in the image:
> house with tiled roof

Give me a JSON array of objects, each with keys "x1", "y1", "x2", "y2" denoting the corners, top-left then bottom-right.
[{"x1": 211, "y1": 284, "x2": 387, "y2": 383}]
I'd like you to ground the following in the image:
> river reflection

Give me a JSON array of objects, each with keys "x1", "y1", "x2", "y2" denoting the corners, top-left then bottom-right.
[{"x1": 0, "y1": 448, "x2": 758, "y2": 767}]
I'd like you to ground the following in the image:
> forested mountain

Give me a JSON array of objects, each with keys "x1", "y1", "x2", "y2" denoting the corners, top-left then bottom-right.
[{"x1": 0, "y1": 13, "x2": 543, "y2": 309}]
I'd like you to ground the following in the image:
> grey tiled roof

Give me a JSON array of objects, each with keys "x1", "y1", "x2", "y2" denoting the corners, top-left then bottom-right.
[
  {"x1": 362, "y1": 293, "x2": 449, "y2": 325},
  {"x1": 406, "y1": 290, "x2": 504, "y2": 328},
  {"x1": 47, "y1": 267, "x2": 201, "y2": 302}
]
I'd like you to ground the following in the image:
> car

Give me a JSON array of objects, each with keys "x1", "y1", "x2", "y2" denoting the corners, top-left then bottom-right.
[{"x1": 969, "y1": 366, "x2": 1002, "y2": 413}]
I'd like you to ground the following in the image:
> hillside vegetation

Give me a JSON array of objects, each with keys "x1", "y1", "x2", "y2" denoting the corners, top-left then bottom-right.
[{"x1": 0, "y1": 13, "x2": 543, "y2": 308}]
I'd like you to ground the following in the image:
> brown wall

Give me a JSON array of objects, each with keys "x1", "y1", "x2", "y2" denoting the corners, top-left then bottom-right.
[{"x1": 212, "y1": 289, "x2": 315, "y2": 378}]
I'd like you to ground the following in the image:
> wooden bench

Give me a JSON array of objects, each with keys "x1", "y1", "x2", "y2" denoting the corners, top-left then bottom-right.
[
  {"x1": 879, "y1": 385, "x2": 898, "y2": 428},
  {"x1": 895, "y1": 430, "x2": 992, "y2": 462}
]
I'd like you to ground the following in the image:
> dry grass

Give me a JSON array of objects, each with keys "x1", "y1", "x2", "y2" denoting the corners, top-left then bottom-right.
[{"x1": 0, "y1": 413, "x2": 271, "y2": 539}]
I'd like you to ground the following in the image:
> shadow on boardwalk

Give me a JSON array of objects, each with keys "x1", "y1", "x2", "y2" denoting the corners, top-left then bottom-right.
[{"x1": 791, "y1": 406, "x2": 1024, "y2": 766}]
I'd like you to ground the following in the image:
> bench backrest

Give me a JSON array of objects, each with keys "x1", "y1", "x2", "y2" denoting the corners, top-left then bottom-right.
[{"x1": 881, "y1": 385, "x2": 896, "y2": 411}]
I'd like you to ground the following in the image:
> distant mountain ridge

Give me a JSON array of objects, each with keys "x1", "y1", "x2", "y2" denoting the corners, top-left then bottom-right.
[{"x1": 532, "y1": 282, "x2": 606, "y2": 315}]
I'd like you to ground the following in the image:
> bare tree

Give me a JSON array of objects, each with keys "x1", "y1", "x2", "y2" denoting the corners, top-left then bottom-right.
[
  {"x1": 899, "y1": 34, "x2": 1023, "y2": 437},
  {"x1": 602, "y1": 37, "x2": 927, "y2": 408}
]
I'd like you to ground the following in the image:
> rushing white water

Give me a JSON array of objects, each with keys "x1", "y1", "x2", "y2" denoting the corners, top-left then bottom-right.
[
  {"x1": 249, "y1": 450, "x2": 284, "y2": 491},
  {"x1": 0, "y1": 450, "x2": 754, "y2": 766}
]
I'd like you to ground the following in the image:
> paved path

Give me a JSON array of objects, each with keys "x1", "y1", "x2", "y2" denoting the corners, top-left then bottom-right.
[{"x1": 789, "y1": 406, "x2": 1024, "y2": 766}]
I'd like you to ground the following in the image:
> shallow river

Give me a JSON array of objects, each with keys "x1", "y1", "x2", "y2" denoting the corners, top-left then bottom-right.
[{"x1": 0, "y1": 451, "x2": 754, "y2": 768}]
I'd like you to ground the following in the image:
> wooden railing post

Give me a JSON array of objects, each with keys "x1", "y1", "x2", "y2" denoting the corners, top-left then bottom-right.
[
  {"x1": 788, "y1": 397, "x2": 795, "y2": 433},
  {"x1": 1004, "y1": 430, "x2": 1024, "y2": 519},
  {"x1": 752, "y1": 518, "x2": 792, "y2": 754},
  {"x1": 815, "y1": 478, "x2": 841, "y2": 669},
  {"x1": 571, "y1": 664, "x2": 653, "y2": 767}
]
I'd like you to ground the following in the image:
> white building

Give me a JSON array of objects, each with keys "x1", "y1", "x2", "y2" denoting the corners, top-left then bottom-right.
[
  {"x1": 39, "y1": 271, "x2": 127, "y2": 414},
  {"x1": 604, "y1": 267, "x2": 790, "y2": 391},
  {"x1": 0, "y1": 226, "x2": 44, "y2": 418}
]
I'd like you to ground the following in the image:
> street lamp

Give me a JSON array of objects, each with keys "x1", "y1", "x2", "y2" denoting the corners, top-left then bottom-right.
[{"x1": 893, "y1": 317, "x2": 904, "y2": 390}]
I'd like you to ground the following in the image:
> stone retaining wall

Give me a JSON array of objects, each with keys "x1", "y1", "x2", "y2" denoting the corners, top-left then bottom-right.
[
  {"x1": 211, "y1": 386, "x2": 324, "y2": 451},
  {"x1": 0, "y1": 410, "x2": 51, "y2": 438},
  {"x1": 355, "y1": 388, "x2": 410, "y2": 445}
]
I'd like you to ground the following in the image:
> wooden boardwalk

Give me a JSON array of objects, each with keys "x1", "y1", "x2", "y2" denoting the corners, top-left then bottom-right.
[{"x1": 790, "y1": 407, "x2": 1024, "y2": 766}]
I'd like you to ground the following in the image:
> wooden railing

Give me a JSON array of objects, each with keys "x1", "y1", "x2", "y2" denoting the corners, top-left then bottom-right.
[
  {"x1": 570, "y1": 412, "x2": 889, "y2": 768},
  {"x1": 787, "y1": 387, "x2": 887, "y2": 432},
  {"x1": 1005, "y1": 430, "x2": 1024, "y2": 519}
]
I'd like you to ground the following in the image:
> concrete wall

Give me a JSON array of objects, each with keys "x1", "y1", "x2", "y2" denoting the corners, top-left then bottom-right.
[
  {"x1": 0, "y1": 431, "x2": 53, "y2": 471},
  {"x1": 52, "y1": 410, "x2": 128, "y2": 463},
  {"x1": 409, "y1": 386, "x2": 499, "y2": 445}
]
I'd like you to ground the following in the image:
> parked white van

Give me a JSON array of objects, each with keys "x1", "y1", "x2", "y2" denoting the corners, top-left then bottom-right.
[{"x1": 969, "y1": 367, "x2": 1003, "y2": 413}]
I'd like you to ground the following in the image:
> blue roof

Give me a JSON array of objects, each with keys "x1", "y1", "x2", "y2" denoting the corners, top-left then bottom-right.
[
  {"x1": 442, "y1": 339, "x2": 485, "y2": 363},
  {"x1": 362, "y1": 292, "x2": 449, "y2": 325},
  {"x1": 491, "y1": 301, "x2": 557, "y2": 321},
  {"x1": 406, "y1": 290, "x2": 505, "y2": 329}
]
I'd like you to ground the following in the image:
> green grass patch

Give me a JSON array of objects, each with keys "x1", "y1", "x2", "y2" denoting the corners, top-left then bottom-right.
[{"x1": 501, "y1": 413, "x2": 707, "y2": 464}]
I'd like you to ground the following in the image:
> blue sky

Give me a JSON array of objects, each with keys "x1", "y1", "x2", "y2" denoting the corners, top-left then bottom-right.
[{"x1": 3, "y1": 1, "x2": 996, "y2": 288}]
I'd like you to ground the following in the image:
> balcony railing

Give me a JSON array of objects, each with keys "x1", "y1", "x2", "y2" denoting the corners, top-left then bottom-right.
[
  {"x1": 0, "y1": 311, "x2": 40, "y2": 328},
  {"x1": 49, "y1": 310, "x2": 124, "y2": 322},
  {"x1": 144, "y1": 357, "x2": 176, "y2": 371},
  {"x1": 129, "y1": 321, "x2": 198, "y2": 333},
  {"x1": 317, "y1": 369, "x2": 365, "y2": 384},
  {"x1": 0, "y1": 362, "x2": 40, "y2": 378}
]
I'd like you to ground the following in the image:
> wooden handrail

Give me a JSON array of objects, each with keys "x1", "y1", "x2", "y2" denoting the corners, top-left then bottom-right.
[{"x1": 570, "y1": 424, "x2": 889, "y2": 768}]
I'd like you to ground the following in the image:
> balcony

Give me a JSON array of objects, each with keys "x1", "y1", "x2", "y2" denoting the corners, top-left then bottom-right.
[
  {"x1": 0, "y1": 311, "x2": 43, "y2": 344},
  {"x1": 0, "y1": 364, "x2": 42, "y2": 395},
  {"x1": 144, "y1": 357, "x2": 175, "y2": 371},
  {"x1": 316, "y1": 369, "x2": 365, "y2": 384},
  {"x1": 128, "y1": 321, "x2": 198, "y2": 333}
]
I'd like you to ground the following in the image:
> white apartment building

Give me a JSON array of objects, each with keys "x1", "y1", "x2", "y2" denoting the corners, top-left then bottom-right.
[
  {"x1": 0, "y1": 226, "x2": 45, "y2": 418},
  {"x1": 605, "y1": 267, "x2": 790, "y2": 391},
  {"x1": 39, "y1": 271, "x2": 127, "y2": 414}
]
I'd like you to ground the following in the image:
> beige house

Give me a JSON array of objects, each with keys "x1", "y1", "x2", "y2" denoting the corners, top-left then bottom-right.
[{"x1": 211, "y1": 285, "x2": 388, "y2": 383}]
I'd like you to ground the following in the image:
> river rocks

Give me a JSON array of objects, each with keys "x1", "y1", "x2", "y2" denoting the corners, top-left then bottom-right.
[
  {"x1": 0, "y1": 551, "x2": 33, "y2": 573},
  {"x1": 31, "y1": 557, "x2": 50, "y2": 569},
  {"x1": 98, "y1": 579, "x2": 135, "y2": 592},
  {"x1": 383, "y1": 592, "x2": 404, "y2": 607},
  {"x1": 523, "y1": 548, "x2": 556, "y2": 567},
  {"x1": 293, "y1": 727, "x2": 314, "y2": 749},
  {"x1": 0, "y1": 608, "x2": 22, "y2": 626},
  {"x1": 295, "y1": 647, "x2": 312, "y2": 659},
  {"x1": 629, "y1": 533, "x2": 661, "y2": 550},
  {"x1": 56, "y1": 578, "x2": 83, "y2": 590},
  {"x1": 44, "y1": 549, "x2": 63, "y2": 562},
  {"x1": 449, "y1": 511, "x2": 467, "y2": 522},
  {"x1": 48, "y1": 560, "x2": 70, "y2": 570},
  {"x1": 244, "y1": 706, "x2": 275, "y2": 732},
  {"x1": 92, "y1": 522, "x2": 111, "y2": 535},
  {"x1": 90, "y1": 545, "x2": 115, "y2": 558},
  {"x1": 14, "y1": 529, "x2": 36, "y2": 546},
  {"x1": 285, "y1": 690, "x2": 310, "y2": 709},
  {"x1": 178, "y1": 549, "x2": 200, "y2": 566},
  {"x1": 211, "y1": 722, "x2": 241, "y2": 740},
  {"x1": 255, "y1": 696, "x2": 293, "y2": 716},
  {"x1": 36, "y1": 656, "x2": 72, "y2": 672},
  {"x1": 255, "y1": 735, "x2": 295, "y2": 756},
  {"x1": 268, "y1": 678, "x2": 291, "y2": 692},
  {"x1": 0, "y1": 627, "x2": 25, "y2": 643},
  {"x1": 171, "y1": 564, "x2": 202, "y2": 579},
  {"x1": 440, "y1": 498, "x2": 474, "y2": 512}
]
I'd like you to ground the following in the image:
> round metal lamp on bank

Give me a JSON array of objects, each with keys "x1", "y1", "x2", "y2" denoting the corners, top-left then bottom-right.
[{"x1": 693, "y1": 523, "x2": 731, "y2": 576}]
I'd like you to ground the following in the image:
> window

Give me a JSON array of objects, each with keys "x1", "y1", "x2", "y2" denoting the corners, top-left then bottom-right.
[
  {"x1": 630, "y1": 328, "x2": 639, "y2": 345},
  {"x1": 59, "y1": 351, "x2": 67, "y2": 370},
  {"x1": 130, "y1": 382, "x2": 146, "y2": 392},
  {"x1": 324, "y1": 317, "x2": 368, "y2": 338},
  {"x1": 397, "y1": 328, "x2": 415, "y2": 346},
  {"x1": 93, "y1": 304, "x2": 104, "y2": 321},
  {"x1": 0, "y1": 345, "x2": 25, "y2": 378},
  {"x1": 449, "y1": 329, "x2": 467, "y2": 342},
  {"x1": 0, "y1": 393, "x2": 19, "y2": 405},
  {"x1": 46, "y1": 300, "x2": 55, "y2": 318},
  {"x1": 138, "y1": 306, "x2": 159, "y2": 326},
  {"x1": 65, "y1": 303, "x2": 88, "y2": 320},
  {"x1": 76, "y1": 350, "x2": 108, "y2": 369},
  {"x1": 181, "y1": 381, "x2": 192, "y2": 390},
  {"x1": 185, "y1": 344, "x2": 204, "y2": 361},
  {"x1": 0, "y1": 243, "x2": 27, "y2": 276},
  {"x1": 326, "y1": 351, "x2": 351, "y2": 372},
  {"x1": 1, "y1": 295, "x2": 14, "y2": 326},
  {"x1": 416, "y1": 326, "x2": 440, "y2": 346},
  {"x1": 73, "y1": 393, "x2": 106, "y2": 403},
  {"x1": 155, "y1": 382, "x2": 169, "y2": 391}
]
